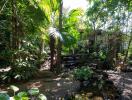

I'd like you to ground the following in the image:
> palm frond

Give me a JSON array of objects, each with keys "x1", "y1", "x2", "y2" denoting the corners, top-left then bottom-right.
[
  {"x1": 0, "y1": 0, "x2": 9, "y2": 14},
  {"x1": 48, "y1": 27, "x2": 63, "y2": 41}
]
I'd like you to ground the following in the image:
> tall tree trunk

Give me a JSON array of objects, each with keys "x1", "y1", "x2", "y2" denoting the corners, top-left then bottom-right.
[
  {"x1": 122, "y1": 11, "x2": 131, "y2": 68},
  {"x1": 41, "y1": 39, "x2": 45, "y2": 54},
  {"x1": 49, "y1": 12, "x2": 56, "y2": 71},
  {"x1": 123, "y1": 34, "x2": 132, "y2": 66},
  {"x1": 50, "y1": 36, "x2": 55, "y2": 71},
  {"x1": 12, "y1": 0, "x2": 18, "y2": 50},
  {"x1": 56, "y1": 0, "x2": 63, "y2": 72},
  {"x1": 11, "y1": 0, "x2": 19, "y2": 66}
]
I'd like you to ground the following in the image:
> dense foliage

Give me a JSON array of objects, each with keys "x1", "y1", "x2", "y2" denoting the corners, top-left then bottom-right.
[
  {"x1": 0, "y1": 0, "x2": 132, "y2": 82},
  {"x1": 0, "y1": 0, "x2": 132, "y2": 99},
  {"x1": 73, "y1": 66, "x2": 93, "y2": 81}
]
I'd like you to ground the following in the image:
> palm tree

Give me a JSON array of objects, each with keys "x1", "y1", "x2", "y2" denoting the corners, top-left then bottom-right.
[
  {"x1": 40, "y1": 0, "x2": 62, "y2": 71},
  {"x1": 56, "y1": 0, "x2": 63, "y2": 72}
]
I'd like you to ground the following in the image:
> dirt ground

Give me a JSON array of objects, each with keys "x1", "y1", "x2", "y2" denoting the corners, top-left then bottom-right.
[
  {"x1": 0, "y1": 70, "x2": 80, "y2": 99},
  {"x1": 107, "y1": 70, "x2": 132, "y2": 100},
  {"x1": 1, "y1": 69, "x2": 132, "y2": 100}
]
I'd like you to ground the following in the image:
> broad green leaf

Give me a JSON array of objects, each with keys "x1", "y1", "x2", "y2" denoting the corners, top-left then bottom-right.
[
  {"x1": 38, "y1": 94, "x2": 47, "y2": 100},
  {"x1": 13, "y1": 95, "x2": 20, "y2": 100},
  {"x1": 17, "y1": 92, "x2": 28, "y2": 98},
  {"x1": 10, "y1": 85, "x2": 19, "y2": 92},
  {"x1": 28, "y1": 88, "x2": 39, "y2": 95},
  {"x1": 13, "y1": 95, "x2": 29, "y2": 100},
  {"x1": 0, "y1": 93, "x2": 10, "y2": 100}
]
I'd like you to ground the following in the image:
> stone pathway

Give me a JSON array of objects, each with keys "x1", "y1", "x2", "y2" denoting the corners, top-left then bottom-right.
[{"x1": 107, "y1": 70, "x2": 132, "y2": 100}]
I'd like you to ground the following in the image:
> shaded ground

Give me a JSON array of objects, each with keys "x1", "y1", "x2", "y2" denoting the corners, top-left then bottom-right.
[
  {"x1": 0, "y1": 70, "x2": 80, "y2": 99},
  {"x1": 0, "y1": 69, "x2": 120, "y2": 100},
  {"x1": 107, "y1": 70, "x2": 132, "y2": 100},
  {"x1": 1, "y1": 68, "x2": 132, "y2": 100}
]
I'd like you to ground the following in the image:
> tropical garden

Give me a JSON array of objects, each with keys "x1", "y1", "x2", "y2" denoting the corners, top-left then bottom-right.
[{"x1": 0, "y1": 0, "x2": 132, "y2": 99}]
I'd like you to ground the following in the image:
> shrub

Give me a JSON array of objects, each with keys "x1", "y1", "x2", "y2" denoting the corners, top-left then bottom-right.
[
  {"x1": 98, "y1": 51, "x2": 106, "y2": 61},
  {"x1": 73, "y1": 66, "x2": 93, "y2": 81}
]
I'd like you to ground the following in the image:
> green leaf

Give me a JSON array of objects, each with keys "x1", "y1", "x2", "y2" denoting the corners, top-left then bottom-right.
[
  {"x1": 21, "y1": 97, "x2": 29, "y2": 100},
  {"x1": 0, "y1": 93, "x2": 10, "y2": 100},
  {"x1": 28, "y1": 88, "x2": 39, "y2": 95},
  {"x1": 38, "y1": 94, "x2": 47, "y2": 100},
  {"x1": 13, "y1": 95, "x2": 29, "y2": 100},
  {"x1": 17, "y1": 92, "x2": 28, "y2": 98},
  {"x1": 13, "y1": 95, "x2": 21, "y2": 100},
  {"x1": 10, "y1": 85, "x2": 19, "y2": 92}
]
